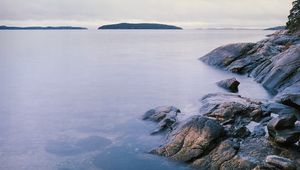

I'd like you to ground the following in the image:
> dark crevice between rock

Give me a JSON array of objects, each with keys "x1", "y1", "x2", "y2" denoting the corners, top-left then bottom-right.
[{"x1": 282, "y1": 99, "x2": 300, "y2": 111}]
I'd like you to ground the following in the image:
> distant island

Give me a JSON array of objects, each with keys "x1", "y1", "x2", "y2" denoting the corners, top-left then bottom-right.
[
  {"x1": 197, "y1": 28, "x2": 261, "y2": 30},
  {"x1": 0, "y1": 25, "x2": 87, "y2": 30},
  {"x1": 264, "y1": 26, "x2": 286, "y2": 30},
  {"x1": 98, "y1": 23, "x2": 182, "y2": 30}
]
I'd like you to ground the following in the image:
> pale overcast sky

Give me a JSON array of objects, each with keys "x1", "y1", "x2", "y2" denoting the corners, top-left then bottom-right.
[{"x1": 0, "y1": 0, "x2": 294, "y2": 29}]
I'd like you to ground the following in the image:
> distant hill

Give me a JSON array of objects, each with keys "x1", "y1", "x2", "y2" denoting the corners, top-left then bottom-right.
[
  {"x1": 0, "y1": 25, "x2": 87, "y2": 30},
  {"x1": 264, "y1": 26, "x2": 286, "y2": 30},
  {"x1": 98, "y1": 23, "x2": 182, "y2": 30}
]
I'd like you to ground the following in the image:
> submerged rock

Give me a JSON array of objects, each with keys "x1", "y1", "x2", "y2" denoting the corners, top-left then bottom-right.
[
  {"x1": 143, "y1": 106, "x2": 180, "y2": 134},
  {"x1": 143, "y1": 106, "x2": 180, "y2": 121},
  {"x1": 216, "y1": 77, "x2": 240, "y2": 93},
  {"x1": 265, "y1": 155, "x2": 296, "y2": 170}
]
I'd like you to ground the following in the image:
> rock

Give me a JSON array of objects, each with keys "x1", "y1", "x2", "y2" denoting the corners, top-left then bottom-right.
[
  {"x1": 265, "y1": 155, "x2": 296, "y2": 170},
  {"x1": 267, "y1": 113, "x2": 300, "y2": 144},
  {"x1": 143, "y1": 106, "x2": 180, "y2": 121},
  {"x1": 259, "y1": 116, "x2": 273, "y2": 126},
  {"x1": 220, "y1": 138, "x2": 277, "y2": 170},
  {"x1": 200, "y1": 93, "x2": 263, "y2": 123},
  {"x1": 200, "y1": 32, "x2": 300, "y2": 108},
  {"x1": 232, "y1": 126, "x2": 251, "y2": 139},
  {"x1": 267, "y1": 114, "x2": 297, "y2": 130},
  {"x1": 143, "y1": 106, "x2": 180, "y2": 134},
  {"x1": 251, "y1": 125, "x2": 266, "y2": 137},
  {"x1": 191, "y1": 139, "x2": 239, "y2": 169},
  {"x1": 151, "y1": 116, "x2": 224, "y2": 162},
  {"x1": 261, "y1": 102, "x2": 298, "y2": 116},
  {"x1": 260, "y1": 44, "x2": 300, "y2": 94},
  {"x1": 216, "y1": 77, "x2": 240, "y2": 93},
  {"x1": 275, "y1": 83, "x2": 300, "y2": 110},
  {"x1": 144, "y1": 32, "x2": 300, "y2": 169},
  {"x1": 268, "y1": 126, "x2": 300, "y2": 144},
  {"x1": 200, "y1": 43, "x2": 255, "y2": 70}
]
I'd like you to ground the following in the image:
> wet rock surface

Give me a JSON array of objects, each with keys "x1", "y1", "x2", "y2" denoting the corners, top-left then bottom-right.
[
  {"x1": 200, "y1": 93, "x2": 264, "y2": 123},
  {"x1": 143, "y1": 32, "x2": 300, "y2": 169},
  {"x1": 201, "y1": 31, "x2": 300, "y2": 98},
  {"x1": 216, "y1": 77, "x2": 240, "y2": 93},
  {"x1": 143, "y1": 106, "x2": 180, "y2": 134},
  {"x1": 143, "y1": 93, "x2": 300, "y2": 169},
  {"x1": 151, "y1": 116, "x2": 224, "y2": 162}
]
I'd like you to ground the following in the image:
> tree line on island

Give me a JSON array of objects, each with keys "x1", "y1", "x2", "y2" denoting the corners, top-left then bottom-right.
[
  {"x1": 0, "y1": 23, "x2": 182, "y2": 30},
  {"x1": 0, "y1": 0, "x2": 299, "y2": 31}
]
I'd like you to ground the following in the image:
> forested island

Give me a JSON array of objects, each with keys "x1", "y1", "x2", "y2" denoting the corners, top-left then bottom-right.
[
  {"x1": 98, "y1": 23, "x2": 182, "y2": 30},
  {"x1": 0, "y1": 25, "x2": 87, "y2": 30}
]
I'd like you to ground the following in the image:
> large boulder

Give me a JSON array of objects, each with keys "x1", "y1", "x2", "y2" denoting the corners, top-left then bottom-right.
[
  {"x1": 216, "y1": 77, "x2": 240, "y2": 93},
  {"x1": 151, "y1": 116, "x2": 224, "y2": 162}
]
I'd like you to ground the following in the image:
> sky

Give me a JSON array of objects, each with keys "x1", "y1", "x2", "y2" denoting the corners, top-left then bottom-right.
[{"x1": 0, "y1": 0, "x2": 294, "y2": 29}]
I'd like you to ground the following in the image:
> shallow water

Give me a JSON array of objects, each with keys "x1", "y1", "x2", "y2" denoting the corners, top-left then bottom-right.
[{"x1": 0, "y1": 30, "x2": 273, "y2": 170}]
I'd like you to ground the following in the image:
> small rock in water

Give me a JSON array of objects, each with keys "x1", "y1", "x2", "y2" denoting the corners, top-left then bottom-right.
[
  {"x1": 265, "y1": 155, "x2": 296, "y2": 170},
  {"x1": 143, "y1": 106, "x2": 180, "y2": 121},
  {"x1": 216, "y1": 77, "x2": 240, "y2": 93},
  {"x1": 143, "y1": 106, "x2": 180, "y2": 134}
]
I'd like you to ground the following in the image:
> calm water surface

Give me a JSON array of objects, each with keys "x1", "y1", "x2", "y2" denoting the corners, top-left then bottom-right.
[{"x1": 0, "y1": 30, "x2": 273, "y2": 170}]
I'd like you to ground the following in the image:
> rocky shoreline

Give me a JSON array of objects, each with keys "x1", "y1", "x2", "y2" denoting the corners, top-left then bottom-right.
[{"x1": 143, "y1": 30, "x2": 300, "y2": 169}]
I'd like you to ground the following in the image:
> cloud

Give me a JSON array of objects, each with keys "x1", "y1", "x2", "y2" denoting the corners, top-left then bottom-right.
[{"x1": 0, "y1": 0, "x2": 294, "y2": 28}]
